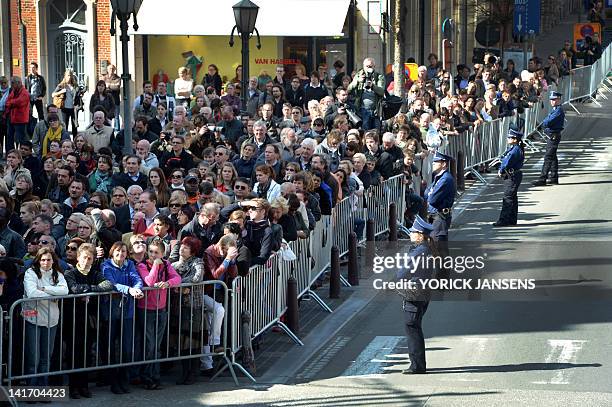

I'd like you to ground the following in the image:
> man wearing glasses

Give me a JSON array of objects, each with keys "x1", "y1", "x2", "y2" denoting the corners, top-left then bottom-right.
[
  {"x1": 57, "y1": 213, "x2": 83, "y2": 256},
  {"x1": 231, "y1": 177, "x2": 253, "y2": 204},
  {"x1": 113, "y1": 185, "x2": 143, "y2": 234},
  {"x1": 273, "y1": 65, "x2": 288, "y2": 89},
  {"x1": 169, "y1": 203, "x2": 222, "y2": 260},
  {"x1": 285, "y1": 76, "x2": 305, "y2": 108},
  {"x1": 159, "y1": 135, "x2": 194, "y2": 176},
  {"x1": 23, "y1": 235, "x2": 72, "y2": 271}
]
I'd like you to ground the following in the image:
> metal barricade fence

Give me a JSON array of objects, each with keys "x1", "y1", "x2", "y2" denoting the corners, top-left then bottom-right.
[
  {"x1": 568, "y1": 65, "x2": 595, "y2": 105},
  {"x1": 332, "y1": 197, "x2": 355, "y2": 257},
  {"x1": 6, "y1": 280, "x2": 243, "y2": 385}
]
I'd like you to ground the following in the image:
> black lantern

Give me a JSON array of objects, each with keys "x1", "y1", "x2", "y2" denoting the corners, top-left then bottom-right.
[
  {"x1": 233, "y1": 0, "x2": 259, "y2": 35},
  {"x1": 110, "y1": 0, "x2": 143, "y2": 17},
  {"x1": 230, "y1": 0, "x2": 261, "y2": 113}
]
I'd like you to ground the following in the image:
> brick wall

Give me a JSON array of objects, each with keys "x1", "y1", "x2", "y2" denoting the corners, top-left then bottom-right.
[
  {"x1": 96, "y1": 0, "x2": 112, "y2": 78},
  {"x1": 9, "y1": 0, "x2": 39, "y2": 76}
]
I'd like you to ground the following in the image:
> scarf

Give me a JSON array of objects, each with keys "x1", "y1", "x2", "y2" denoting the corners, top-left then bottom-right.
[
  {"x1": 43, "y1": 125, "x2": 63, "y2": 157},
  {"x1": 76, "y1": 263, "x2": 91, "y2": 276}
]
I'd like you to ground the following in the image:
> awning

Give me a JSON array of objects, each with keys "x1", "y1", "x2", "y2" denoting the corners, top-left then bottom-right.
[{"x1": 131, "y1": 0, "x2": 350, "y2": 37}]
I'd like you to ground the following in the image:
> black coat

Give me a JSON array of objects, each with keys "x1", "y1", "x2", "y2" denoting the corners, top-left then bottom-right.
[
  {"x1": 111, "y1": 172, "x2": 148, "y2": 191},
  {"x1": 376, "y1": 145, "x2": 404, "y2": 180},
  {"x1": 113, "y1": 204, "x2": 132, "y2": 234},
  {"x1": 170, "y1": 217, "x2": 222, "y2": 261},
  {"x1": 285, "y1": 87, "x2": 305, "y2": 108}
]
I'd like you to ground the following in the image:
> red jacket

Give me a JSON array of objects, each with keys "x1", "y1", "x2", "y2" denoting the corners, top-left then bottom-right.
[{"x1": 5, "y1": 87, "x2": 30, "y2": 124}]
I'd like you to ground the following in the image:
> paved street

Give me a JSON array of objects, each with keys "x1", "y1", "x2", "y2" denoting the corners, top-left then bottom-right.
[{"x1": 59, "y1": 86, "x2": 612, "y2": 407}]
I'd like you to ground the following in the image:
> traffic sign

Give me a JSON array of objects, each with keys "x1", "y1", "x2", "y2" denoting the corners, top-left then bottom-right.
[{"x1": 513, "y1": 0, "x2": 541, "y2": 36}]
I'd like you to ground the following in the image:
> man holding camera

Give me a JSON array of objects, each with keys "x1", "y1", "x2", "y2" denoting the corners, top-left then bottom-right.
[
  {"x1": 324, "y1": 87, "x2": 356, "y2": 128},
  {"x1": 348, "y1": 58, "x2": 386, "y2": 131},
  {"x1": 217, "y1": 106, "x2": 244, "y2": 150}
]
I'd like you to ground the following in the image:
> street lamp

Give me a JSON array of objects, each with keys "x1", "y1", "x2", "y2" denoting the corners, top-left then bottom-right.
[
  {"x1": 229, "y1": 0, "x2": 261, "y2": 113},
  {"x1": 110, "y1": 0, "x2": 143, "y2": 155}
]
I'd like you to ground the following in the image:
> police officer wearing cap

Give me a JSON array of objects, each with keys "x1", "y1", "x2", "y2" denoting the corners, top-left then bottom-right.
[
  {"x1": 395, "y1": 215, "x2": 437, "y2": 374},
  {"x1": 494, "y1": 129, "x2": 525, "y2": 227},
  {"x1": 532, "y1": 91, "x2": 565, "y2": 186},
  {"x1": 424, "y1": 152, "x2": 457, "y2": 241}
]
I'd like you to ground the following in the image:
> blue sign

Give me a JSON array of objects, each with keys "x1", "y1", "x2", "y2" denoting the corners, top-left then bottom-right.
[{"x1": 513, "y1": 0, "x2": 541, "y2": 36}]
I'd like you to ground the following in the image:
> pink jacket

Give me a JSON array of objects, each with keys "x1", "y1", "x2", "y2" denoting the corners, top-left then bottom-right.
[{"x1": 136, "y1": 259, "x2": 181, "y2": 310}]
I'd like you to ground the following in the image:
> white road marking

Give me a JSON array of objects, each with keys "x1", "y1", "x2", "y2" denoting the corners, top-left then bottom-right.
[
  {"x1": 341, "y1": 336, "x2": 405, "y2": 376},
  {"x1": 532, "y1": 339, "x2": 587, "y2": 385}
]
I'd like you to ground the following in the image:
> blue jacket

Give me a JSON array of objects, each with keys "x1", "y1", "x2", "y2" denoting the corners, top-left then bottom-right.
[
  {"x1": 541, "y1": 105, "x2": 565, "y2": 134},
  {"x1": 425, "y1": 170, "x2": 456, "y2": 214},
  {"x1": 232, "y1": 157, "x2": 257, "y2": 180},
  {"x1": 100, "y1": 259, "x2": 143, "y2": 320},
  {"x1": 395, "y1": 242, "x2": 435, "y2": 305},
  {"x1": 500, "y1": 145, "x2": 524, "y2": 172}
]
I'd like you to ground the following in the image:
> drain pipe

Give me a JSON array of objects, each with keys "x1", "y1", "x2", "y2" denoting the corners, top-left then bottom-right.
[{"x1": 17, "y1": 0, "x2": 27, "y2": 77}]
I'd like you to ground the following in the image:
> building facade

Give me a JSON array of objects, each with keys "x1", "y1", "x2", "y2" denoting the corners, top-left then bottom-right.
[{"x1": 0, "y1": 0, "x2": 582, "y2": 114}]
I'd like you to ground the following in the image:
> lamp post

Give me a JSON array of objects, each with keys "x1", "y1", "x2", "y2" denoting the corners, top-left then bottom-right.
[
  {"x1": 110, "y1": 0, "x2": 143, "y2": 155},
  {"x1": 229, "y1": 0, "x2": 261, "y2": 113}
]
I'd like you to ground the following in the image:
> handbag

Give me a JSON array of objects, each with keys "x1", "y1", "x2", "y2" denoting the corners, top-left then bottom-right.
[
  {"x1": 381, "y1": 91, "x2": 403, "y2": 121},
  {"x1": 279, "y1": 239, "x2": 297, "y2": 261},
  {"x1": 53, "y1": 92, "x2": 66, "y2": 109}
]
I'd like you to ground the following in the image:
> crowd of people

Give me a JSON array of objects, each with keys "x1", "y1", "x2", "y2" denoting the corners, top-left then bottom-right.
[{"x1": 0, "y1": 27, "x2": 602, "y2": 398}]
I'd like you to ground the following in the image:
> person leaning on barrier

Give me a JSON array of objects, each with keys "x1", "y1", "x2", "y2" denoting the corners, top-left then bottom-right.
[
  {"x1": 135, "y1": 240, "x2": 181, "y2": 390},
  {"x1": 170, "y1": 236, "x2": 205, "y2": 385},
  {"x1": 396, "y1": 216, "x2": 437, "y2": 375},
  {"x1": 63, "y1": 243, "x2": 112, "y2": 399},
  {"x1": 532, "y1": 91, "x2": 565, "y2": 186},
  {"x1": 201, "y1": 234, "x2": 239, "y2": 375},
  {"x1": 22, "y1": 247, "x2": 69, "y2": 386},
  {"x1": 220, "y1": 198, "x2": 276, "y2": 266},
  {"x1": 493, "y1": 129, "x2": 525, "y2": 227},
  {"x1": 424, "y1": 152, "x2": 456, "y2": 241},
  {"x1": 100, "y1": 241, "x2": 144, "y2": 395}
]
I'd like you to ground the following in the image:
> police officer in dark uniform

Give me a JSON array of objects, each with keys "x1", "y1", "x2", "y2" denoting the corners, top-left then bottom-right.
[
  {"x1": 424, "y1": 152, "x2": 457, "y2": 241},
  {"x1": 395, "y1": 215, "x2": 436, "y2": 374},
  {"x1": 532, "y1": 91, "x2": 565, "y2": 186},
  {"x1": 493, "y1": 129, "x2": 525, "y2": 227}
]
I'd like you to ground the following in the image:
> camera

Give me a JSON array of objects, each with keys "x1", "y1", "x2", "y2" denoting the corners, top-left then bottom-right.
[{"x1": 207, "y1": 125, "x2": 225, "y2": 133}]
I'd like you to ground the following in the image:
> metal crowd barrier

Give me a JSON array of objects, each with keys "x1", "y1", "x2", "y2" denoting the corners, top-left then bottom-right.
[
  {"x1": 445, "y1": 41, "x2": 612, "y2": 181},
  {"x1": 228, "y1": 174, "x2": 406, "y2": 382},
  {"x1": 5, "y1": 281, "x2": 244, "y2": 385}
]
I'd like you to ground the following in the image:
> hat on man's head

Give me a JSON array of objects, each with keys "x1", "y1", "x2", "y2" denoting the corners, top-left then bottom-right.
[
  {"x1": 300, "y1": 116, "x2": 311, "y2": 124},
  {"x1": 409, "y1": 215, "x2": 434, "y2": 235},
  {"x1": 507, "y1": 128, "x2": 523, "y2": 140},
  {"x1": 432, "y1": 151, "x2": 452, "y2": 162},
  {"x1": 184, "y1": 175, "x2": 199, "y2": 183},
  {"x1": 549, "y1": 91, "x2": 563, "y2": 100}
]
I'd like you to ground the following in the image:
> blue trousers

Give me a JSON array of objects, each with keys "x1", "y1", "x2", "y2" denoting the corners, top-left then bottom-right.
[
  {"x1": 24, "y1": 321, "x2": 57, "y2": 386},
  {"x1": 403, "y1": 301, "x2": 429, "y2": 372}
]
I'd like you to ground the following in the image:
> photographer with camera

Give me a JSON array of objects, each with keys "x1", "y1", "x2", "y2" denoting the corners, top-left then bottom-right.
[
  {"x1": 324, "y1": 87, "x2": 358, "y2": 129},
  {"x1": 216, "y1": 106, "x2": 244, "y2": 150},
  {"x1": 348, "y1": 58, "x2": 385, "y2": 131}
]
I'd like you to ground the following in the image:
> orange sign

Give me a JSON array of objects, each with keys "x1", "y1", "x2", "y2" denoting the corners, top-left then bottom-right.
[
  {"x1": 573, "y1": 23, "x2": 602, "y2": 51},
  {"x1": 384, "y1": 63, "x2": 419, "y2": 81}
]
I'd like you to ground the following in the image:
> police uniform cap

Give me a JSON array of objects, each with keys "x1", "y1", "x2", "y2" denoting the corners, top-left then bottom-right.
[
  {"x1": 549, "y1": 91, "x2": 562, "y2": 100},
  {"x1": 432, "y1": 152, "x2": 452, "y2": 162},
  {"x1": 409, "y1": 215, "x2": 434, "y2": 235},
  {"x1": 507, "y1": 129, "x2": 523, "y2": 140}
]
